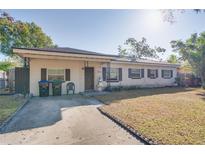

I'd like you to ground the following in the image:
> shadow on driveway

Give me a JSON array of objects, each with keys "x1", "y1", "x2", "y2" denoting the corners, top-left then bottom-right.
[{"x1": 1, "y1": 95, "x2": 101, "y2": 134}]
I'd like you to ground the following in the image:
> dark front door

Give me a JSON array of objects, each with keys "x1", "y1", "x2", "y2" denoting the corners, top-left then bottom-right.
[
  {"x1": 84, "y1": 67, "x2": 94, "y2": 91},
  {"x1": 15, "y1": 67, "x2": 30, "y2": 94}
]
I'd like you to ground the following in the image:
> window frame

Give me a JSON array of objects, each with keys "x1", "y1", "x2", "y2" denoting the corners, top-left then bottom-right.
[
  {"x1": 106, "y1": 68, "x2": 119, "y2": 82},
  {"x1": 130, "y1": 68, "x2": 141, "y2": 79},
  {"x1": 162, "y1": 70, "x2": 172, "y2": 79},
  {"x1": 149, "y1": 69, "x2": 157, "y2": 79},
  {"x1": 47, "y1": 69, "x2": 65, "y2": 81}
]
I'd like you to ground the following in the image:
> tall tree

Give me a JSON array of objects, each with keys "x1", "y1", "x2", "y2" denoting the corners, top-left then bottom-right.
[
  {"x1": 0, "y1": 11, "x2": 55, "y2": 56},
  {"x1": 167, "y1": 54, "x2": 179, "y2": 64},
  {"x1": 171, "y1": 32, "x2": 205, "y2": 88},
  {"x1": 179, "y1": 61, "x2": 193, "y2": 74},
  {"x1": 161, "y1": 9, "x2": 205, "y2": 23},
  {"x1": 118, "y1": 37, "x2": 166, "y2": 59}
]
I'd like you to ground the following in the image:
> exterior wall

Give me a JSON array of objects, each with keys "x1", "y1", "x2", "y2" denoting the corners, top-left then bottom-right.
[
  {"x1": 30, "y1": 58, "x2": 177, "y2": 96},
  {"x1": 30, "y1": 58, "x2": 103, "y2": 96},
  {"x1": 101, "y1": 62, "x2": 177, "y2": 88}
]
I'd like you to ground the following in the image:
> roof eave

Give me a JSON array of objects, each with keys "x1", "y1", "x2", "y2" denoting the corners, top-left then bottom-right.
[
  {"x1": 13, "y1": 48, "x2": 115, "y2": 60},
  {"x1": 111, "y1": 59, "x2": 180, "y2": 68}
]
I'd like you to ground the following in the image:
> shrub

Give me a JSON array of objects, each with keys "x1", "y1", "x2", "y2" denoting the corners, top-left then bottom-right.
[{"x1": 105, "y1": 85, "x2": 140, "y2": 92}]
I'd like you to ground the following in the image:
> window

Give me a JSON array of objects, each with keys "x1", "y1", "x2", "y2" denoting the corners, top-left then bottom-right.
[
  {"x1": 106, "y1": 68, "x2": 119, "y2": 81},
  {"x1": 162, "y1": 70, "x2": 172, "y2": 78},
  {"x1": 47, "y1": 69, "x2": 65, "y2": 81},
  {"x1": 102, "y1": 67, "x2": 122, "y2": 82},
  {"x1": 130, "y1": 69, "x2": 141, "y2": 78},
  {"x1": 148, "y1": 69, "x2": 158, "y2": 79}
]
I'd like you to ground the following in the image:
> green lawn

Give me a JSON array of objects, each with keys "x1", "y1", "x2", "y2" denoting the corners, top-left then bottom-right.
[
  {"x1": 95, "y1": 87, "x2": 205, "y2": 144},
  {"x1": 0, "y1": 95, "x2": 25, "y2": 124}
]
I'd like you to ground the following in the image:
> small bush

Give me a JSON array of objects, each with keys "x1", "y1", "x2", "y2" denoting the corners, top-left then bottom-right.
[{"x1": 105, "y1": 85, "x2": 140, "y2": 92}]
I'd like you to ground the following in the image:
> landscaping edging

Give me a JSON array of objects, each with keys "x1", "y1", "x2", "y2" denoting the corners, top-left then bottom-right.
[
  {"x1": 0, "y1": 96, "x2": 31, "y2": 133},
  {"x1": 97, "y1": 107, "x2": 157, "y2": 145}
]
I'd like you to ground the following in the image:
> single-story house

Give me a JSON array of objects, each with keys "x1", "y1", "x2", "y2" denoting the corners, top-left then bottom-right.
[{"x1": 13, "y1": 47, "x2": 180, "y2": 96}]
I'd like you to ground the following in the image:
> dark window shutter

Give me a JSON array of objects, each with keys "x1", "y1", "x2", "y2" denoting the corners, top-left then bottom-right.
[
  {"x1": 162, "y1": 70, "x2": 164, "y2": 78},
  {"x1": 141, "y1": 69, "x2": 144, "y2": 78},
  {"x1": 128, "y1": 68, "x2": 131, "y2": 78},
  {"x1": 65, "y1": 69, "x2": 70, "y2": 81},
  {"x1": 119, "y1": 68, "x2": 122, "y2": 81},
  {"x1": 41, "y1": 68, "x2": 47, "y2": 80},
  {"x1": 171, "y1": 70, "x2": 173, "y2": 78},
  {"x1": 102, "y1": 67, "x2": 106, "y2": 81},
  {"x1": 156, "y1": 69, "x2": 158, "y2": 78},
  {"x1": 147, "y1": 69, "x2": 150, "y2": 78}
]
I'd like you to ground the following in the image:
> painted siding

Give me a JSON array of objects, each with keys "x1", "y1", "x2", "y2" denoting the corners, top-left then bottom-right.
[
  {"x1": 101, "y1": 62, "x2": 177, "y2": 88},
  {"x1": 30, "y1": 59, "x2": 102, "y2": 96},
  {"x1": 29, "y1": 58, "x2": 177, "y2": 96}
]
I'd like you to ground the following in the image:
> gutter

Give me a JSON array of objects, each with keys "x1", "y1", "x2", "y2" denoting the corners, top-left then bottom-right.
[{"x1": 111, "y1": 60, "x2": 180, "y2": 68}]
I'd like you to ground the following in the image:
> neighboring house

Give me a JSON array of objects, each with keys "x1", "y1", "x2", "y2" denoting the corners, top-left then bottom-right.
[
  {"x1": 0, "y1": 70, "x2": 7, "y2": 89},
  {"x1": 176, "y1": 64, "x2": 201, "y2": 87},
  {"x1": 13, "y1": 47, "x2": 180, "y2": 96}
]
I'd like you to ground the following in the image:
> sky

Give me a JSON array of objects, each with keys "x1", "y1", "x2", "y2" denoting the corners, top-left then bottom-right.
[{"x1": 1, "y1": 9, "x2": 205, "y2": 60}]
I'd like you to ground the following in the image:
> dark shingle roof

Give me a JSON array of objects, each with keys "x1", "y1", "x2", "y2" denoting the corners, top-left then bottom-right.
[
  {"x1": 13, "y1": 47, "x2": 179, "y2": 67},
  {"x1": 113, "y1": 57, "x2": 180, "y2": 67},
  {"x1": 13, "y1": 47, "x2": 118, "y2": 57}
]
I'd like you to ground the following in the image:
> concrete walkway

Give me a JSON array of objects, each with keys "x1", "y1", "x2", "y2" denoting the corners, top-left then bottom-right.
[{"x1": 0, "y1": 96, "x2": 144, "y2": 145}]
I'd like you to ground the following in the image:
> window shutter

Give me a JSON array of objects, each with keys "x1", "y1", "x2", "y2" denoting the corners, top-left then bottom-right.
[
  {"x1": 119, "y1": 68, "x2": 122, "y2": 81},
  {"x1": 102, "y1": 67, "x2": 106, "y2": 81},
  {"x1": 156, "y1": 69, "x2": 158, "y2": 78},
  {"x1": 65, "y1": 69, "x2": 70, "y2": 81},
  {"x1": 147, "y1": 69, "x2": 150, "y2": 78},
  {"x1": 128, "y1": 68, "x2": 131, "y2": 78},
  {"x1": 162, "y1": 70, "x2": 164, "y2": 78},
  {"x1": 171, "y1": 70, "x2": 173, "y2": 78},
  {"x1": 141, "y1": 69, "x2": 144, "y2": 78},
  {"x1": 41, "y1": 68, "x2": 47, "y2": 80}
]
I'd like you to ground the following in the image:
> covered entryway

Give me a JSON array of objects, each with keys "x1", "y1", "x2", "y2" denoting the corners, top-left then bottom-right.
[{"x1": 84, "y1": 67, "x2": 94, "y2": 91}]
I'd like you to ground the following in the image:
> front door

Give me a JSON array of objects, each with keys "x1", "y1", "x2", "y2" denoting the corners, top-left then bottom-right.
[{"x1": 84, "y1": 67, "x2": 94, "y2": 91}]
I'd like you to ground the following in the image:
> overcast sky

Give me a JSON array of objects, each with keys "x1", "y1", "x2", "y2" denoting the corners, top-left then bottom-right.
[{"x1": 1, "y1": 9, "x2": 205, "y2": 60}]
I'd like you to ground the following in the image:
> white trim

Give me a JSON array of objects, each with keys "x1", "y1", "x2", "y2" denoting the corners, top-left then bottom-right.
[
  {"x1": 163, "y1": 70, "x2": 172, "y2": 78},
  {"x1": 13, "y1": 48, "x2": 180, "y2": 68},
  {"x1": 149, "y1": 69, "x2": 157, "y2": 79},
  {"x1": 13, "y1": 49, "x2": 114, "y2": 60},
  {"x1": 47, "y1": 68, "x2": 65, "y2": 81},
  {"x1": 130, "y1": 68, "x2": 141, "y2": 79},
  {"x1": 111, "y1": 60, "x2": 180, "y2": 68},
  {"x1": 106, "y1": 67, "x2": 120, "y2": 82}
]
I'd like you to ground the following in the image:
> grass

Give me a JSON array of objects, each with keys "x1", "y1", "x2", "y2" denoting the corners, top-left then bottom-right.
[
  {"x1": 0, "y1": 95, "x2": 25, "y2": 124},
  {"x1": 95, "y1": 87, "x2": 205, "y2": 144}
]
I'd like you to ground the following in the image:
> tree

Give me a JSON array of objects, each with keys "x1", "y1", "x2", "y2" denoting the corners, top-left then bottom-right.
[
  {"x1": 179, "y1": 60, "x2": 193, "y2": 74},
  {"x1": 0, "y1": 61, "x2": 14, "y2": 71},
  {"x1": 167, "y1": 54, "x2": 179, "y2": 64},
  {"x1": 170, "y1": 32, "x2": 205, "y2": 88},
  {"x1": 161, "y1": 9, "x2": 205, "y2": 23},
  {"x1": 0, "y1": 11, "x2": 55, "y2": 56},
  {"x1": 118, "y1": 37, "x2": 166, "y2": 59}
]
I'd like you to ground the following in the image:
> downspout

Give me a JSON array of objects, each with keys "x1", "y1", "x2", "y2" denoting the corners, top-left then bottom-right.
[
  {"x1": 23, "y1": 57, "x2": 30, "y2": 68},
  {"x1": 107, "y1": 61, "x2": 111, "y2": 88}
]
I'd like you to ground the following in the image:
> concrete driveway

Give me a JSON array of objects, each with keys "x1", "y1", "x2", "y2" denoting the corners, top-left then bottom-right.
[{"x1": 0, "y1": 95, "x2": 144, "y2": 145}]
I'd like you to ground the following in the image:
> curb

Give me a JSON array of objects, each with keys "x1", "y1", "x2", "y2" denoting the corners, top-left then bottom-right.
[
  {"x1": 97, "y1": 107, "x2": 158, "y2": 145},
  {"x1": 0, "y1": 97, "x2": 31, "y2": 133}
]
